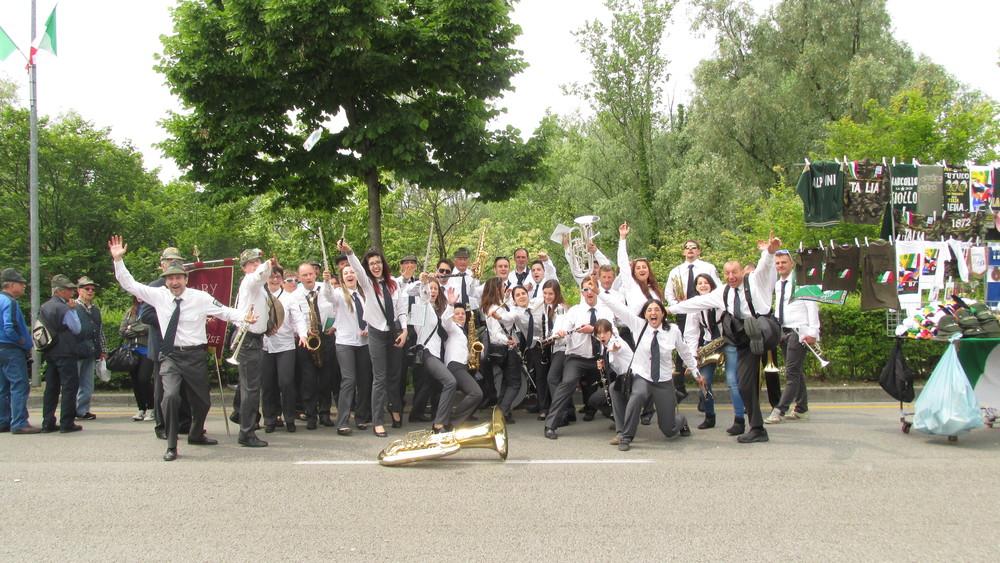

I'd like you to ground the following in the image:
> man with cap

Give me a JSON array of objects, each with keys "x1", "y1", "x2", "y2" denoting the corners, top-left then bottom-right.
[
  {"x1": 1, "y1": 268, "x2": 41, "y2": 434},
  {"x1": 396, "y1": 254, "x2": 431, "y2": 422},
  {"x1": 142, "y1": 247, "x2": 193, "y2": 439},
  {"x1": 74, "y1": 276, "x2": 107, "y2": 421},
  {"x1": 39, "y1": 274, "x2": 84, "y2": 433},
  {"x1": 445, "y1": 247, "x2": 482, "y2": 312},
  {"x1": 109, "y1": 236, "x2": 253, "y2": 461},
  {"x1": 232, "y1": 248, "x2": 274, "y2": 447}
]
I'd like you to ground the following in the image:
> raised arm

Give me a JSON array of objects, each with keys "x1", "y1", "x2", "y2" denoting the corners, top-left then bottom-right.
[
  {"x1": 109, "y1": 236, "x2": 169, "y2": 309},
  {"x1": 668, "y1": 286, "x2": 725, "y2": 316},
  {"x1": 598, "y1": 290, "x2": 642, "y2": 334}
]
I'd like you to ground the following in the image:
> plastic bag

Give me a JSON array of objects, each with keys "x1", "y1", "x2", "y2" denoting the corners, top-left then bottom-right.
[
  {"x1": 913, "y1": 336, "x2": 982, "y2": 436},
  {"x1": 96, "y1": 359, "x2": 111, "y2": 383}
]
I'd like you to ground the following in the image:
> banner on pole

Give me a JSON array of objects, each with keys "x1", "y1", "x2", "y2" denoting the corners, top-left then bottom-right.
[{"x1": 186, "y1": 259, "x2": 236, "y2": 360}]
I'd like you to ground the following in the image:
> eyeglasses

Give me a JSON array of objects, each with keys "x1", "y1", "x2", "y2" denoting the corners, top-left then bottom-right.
[
  {"x1": 683, "y1": 245, "x2": 699, "y2": 250},
  {"x1": 284, "y1": 278, "x2": 297, "y2": 283},
  {"x1": 775, "y1": 250, "x2": 791, "y2": 256},
  {"x1": 438, "y1": 268, "x2": 451, "y2": 274},
  {"x1": 581, "y1": 287, "x2": 594, "y2": 293}
]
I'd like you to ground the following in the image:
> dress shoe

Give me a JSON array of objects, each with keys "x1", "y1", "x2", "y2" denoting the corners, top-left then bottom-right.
[
  {"x1": 285, "y1": 422, "x2": 297, "y2": 433},
  {"x1": 12, "y1": 425, "x2": 42, "y2": 434},
  {"x1": 40, "y1": 425, "x2": 59, "y2": 434},
  {"x1": 504, "y1": 414, "x2": 516, "y2": 424},
  {"x1": 373, "y1": 426, "x2": 388, "y2": 438},
  {"x1": 640, "y1": 412, "x2": 653, "y2": 426},
  {"x1": 337, "y1": 427, "x2": 352, "y2": 436},
  {"x1": 238, "y1": 433, "x2": 268, "y2": 447},
  {"x1": 525, "y1": 406, "x2": 540, "y2": 414},
  {"x1": 408, "y1": 413, "x2": 432, "y2": 423},
  {"x1": 537, "y1": 413, "x2": 547, "y2": 421},
  {"x1": 188, "y1": 434, "x2": 219, "y2": 445},
  {"x1": 726, "y1": 417, "x2": 745, "y2": 436},
  {"x1": 698, "y1": 415, "x2": 716, "y2": 430},
  {"x1": 544, "y1": 427, "x2": 558, "y2": 440},
  {"x1": 155, "y1": 428, "x2": 167, "y2": 440},
  {"x1": 229, "y1": 411, "x2": 240, "y2": 424},
  {"x1": 0, "y1": 426, "x2": 10, "y2": 433},
  {"x1": 583, "y1": 411, "x2": 595, "y2": 422},
  {"x1": 618, "y1": 439, "x2": 631, "y2": 451},
  {"x1": 737, "y1": 428, "x2": 769, "y2": 444},
  {"x1": 76, "y1": 412, "x2": 97, "y2": 420},
  {"x1": 264, "y1": 423, "x2": 276, "y2": 434},
  {"x1": 59, "y1": 424, "x2": 83, "y2": 433},
  {"x1": 306, "y1": 417, "x2": 318, "y2": 430},
  {"x1": 391, "y1": 419, "x2": 403, "y2": 429},
  {"x1": 178, "y1": 426, "x2": 191, "y2": 435},
  {"x1": 679, "y1": 423, "x2": 691, "y2": 437},
  {"x1": 319, "y1": 414, "x2": 336, "y2": 427},
  {"x1": 355, "y1": 421, "x2": 369, "y2": 430},
  {"x1": 163, "y1": 448, "x2": 178, "y2": 462}
]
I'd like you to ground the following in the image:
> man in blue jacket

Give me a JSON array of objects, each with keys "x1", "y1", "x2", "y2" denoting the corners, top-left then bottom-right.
[
  {"x1": 40, "y1": 274, "x2": 84, "y2": 433},
  {"x1": 0, "y1": 268, "x2": 40, "y2": 434}
]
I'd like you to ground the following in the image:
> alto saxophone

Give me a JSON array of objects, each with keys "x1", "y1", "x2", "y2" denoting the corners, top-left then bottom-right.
[
  {"x1": 696, "y1": 336, "x2": 726, "y2": 368},
  {"x1": 466, "y1": 225, "x2": 489, "y2": 371},
  {"x1": 305, "y1": 291, "x2": 323, "y2": 367}
]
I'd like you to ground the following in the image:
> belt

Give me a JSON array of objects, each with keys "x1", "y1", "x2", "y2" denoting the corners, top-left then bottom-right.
[
  {"x1": 566, "y1": 354, "x2": 597, "y2": 361},
  {"x1": 173, "y1": 344, "x2": 207, "y2": 352}
]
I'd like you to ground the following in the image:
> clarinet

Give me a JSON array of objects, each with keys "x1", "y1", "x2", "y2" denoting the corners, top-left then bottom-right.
[{"x1": 596, "y1": 340, "x2": 611, "y2": 406}]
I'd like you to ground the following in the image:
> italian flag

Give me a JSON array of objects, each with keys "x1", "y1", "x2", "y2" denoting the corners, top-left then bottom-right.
[
  {"x1": 28, "y1": 4, "x2": 57, "y2": 66},
  {"x1": 957, "y1": 339, "x2": 1000, "y2": 409},
  {"x1": 0, "y1": 25, "x2": 17, "y2": 61}
]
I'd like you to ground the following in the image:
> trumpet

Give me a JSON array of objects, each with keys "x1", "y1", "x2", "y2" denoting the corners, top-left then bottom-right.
[
  {"x1": 793, "y1": 330, "x2": 830, "y2": 368},
  {"x1": 226, "y1": 305, "x2": 256, "y2": 366}
]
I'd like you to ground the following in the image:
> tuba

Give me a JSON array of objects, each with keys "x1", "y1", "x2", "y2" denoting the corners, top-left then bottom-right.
[
  {"x1": 696, "y1": 336, "x2": 726, "y2": 368},
  {"x1": 378, "y1": 407, "x2": 508, "y2": 466},
  {"x1": 566, "y1": 215, "x2": 600, "y2": 280}
]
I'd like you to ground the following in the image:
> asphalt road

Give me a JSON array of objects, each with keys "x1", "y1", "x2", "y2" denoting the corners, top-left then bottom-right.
[{"x1": 2, "y1": 403, "x2": 998, "y2": 561}]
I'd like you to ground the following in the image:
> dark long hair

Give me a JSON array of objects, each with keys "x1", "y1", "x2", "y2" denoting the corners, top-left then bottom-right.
[
  {"x1": 479, "y1": 277, "x2": 507, "y2": 313},
  {"x1": 638, "y1": 299, "x2": 671, "y2": 331},
  {"x1": 427, "y1": 278, "x2": 448, "y2": 315},
  {"x1": 631, "y1": 258, "x2": 662, "y2": 301},
  {"x1": 362, "y1": 249, "x2": 397, "y2": 296},
  {"x1": 694, "y1": 273, "x2": 717, "y2": 294}
]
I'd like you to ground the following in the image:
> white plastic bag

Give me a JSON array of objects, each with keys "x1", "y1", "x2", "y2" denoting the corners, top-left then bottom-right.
[
  {"x1": 96, "y1": 358, "x2": 111, "y2": 383},
  {"x1": 913, "y1": 336, "x2": 982, "y2": 436}
]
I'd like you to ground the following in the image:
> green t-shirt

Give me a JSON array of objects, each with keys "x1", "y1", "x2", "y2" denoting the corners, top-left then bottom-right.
[{"x1": 796, "y1": 161, "x2": 844, "y2": 227}]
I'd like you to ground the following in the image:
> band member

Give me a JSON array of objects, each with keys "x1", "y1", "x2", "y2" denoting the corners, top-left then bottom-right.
[
  {"x1": 446, "y1": 247, "x2": 480, "y2": 310},
  {"x1": 39, "y1": 275, "x2": 82, "y2": 433},
  {"x1": 291, "y1": 262, "x2": 334, "y2": 430},
  {"x1": 514, "y1": 280, "x2": 549, "y2": 415},
  {"x1": 616, "y1": 222, "x2": 662, "y2": 315},
  {"x1": 311, "y1": 262, "x2": 340, "y2": 424},
  {"x1": 479, "y1": 277, "x2": 523, "y2": 423},
  {"x1": 408, "y1": 274, "x2": 459, "y2": 432},
  {"x1": 441, "y1": 302, "x2": 484, "y2": 426},
  {"x1": 508, "y1": 248, "x2": 531, "y2": 288},
  {"x1": 231, "y1": 249, "x2": 273, "y2": 447},
  {"x1": 544, "y1": 276, "x2": 615, "y2": 439},
  {"x1": 665, "y1": 239, "x2": 721, "y2": 403},
  {"x1": 525, "y1": 252, "x2": 558, "y2": 299},
  {"x1": 341, "y1": 241, "x2": 408, "y2": 437},
  {"x1": 600, "y1": 291, "x2": 700, "y2": 451},
  {"x1": 493, "y1": 256, "x2": 512, "y2": 287},
  {"x1": 262, "y1": 265, "x2": 301, "y2": 433},
  {"x1": 594, "y1": 319, "x2": 633, "y2": 446},
  {"x1": 540, "y1": 280, "x2": 568, "y2": 421},
  {"x1": 669, "y1": 232, "x2": 782, "y2": 444},
  {"x1": 321, "y1": 266, "x2": 373, "y2": 435},
  {"x1": 109, "y1": 235, "x2": 252, "y2": 461},
  {"x1": 682, "y1": 273, "x2": 745, "y2": 432},
  {"x1": 765, "y1": 249, "x2": 819, "y2": 424},
  {"x1": 395, "y1": 256, "x2": 426, "y2": 423}
]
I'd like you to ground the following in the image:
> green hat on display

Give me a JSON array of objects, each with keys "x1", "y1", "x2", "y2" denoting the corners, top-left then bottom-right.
[
  {"x1": 1, "y1": 268, "x2": 27, "y2": 284},
  {"x1": 51, "y1": 274, "x2": 77, "y2": 290},
  {"x1": 160, "y1": 247, "x2": 184, "y2": 261},
  {"x1": 240, "y1": 248, "x2": 263, "y2": 266},
  {"x1": 161, "y1": 264, "x2": 188, "y2": 277},
  {"x1": 76, "y1": 276, "x2": 99, "y2": 288}
]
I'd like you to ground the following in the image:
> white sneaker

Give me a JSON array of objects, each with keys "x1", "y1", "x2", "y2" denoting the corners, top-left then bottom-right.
[
  {"x1": 132, "y1": 409, "x2": 145, "y2": 421},
  {"x1": 764, "y1": 408, "x2": 783, "y2": 424},
  {"x1": 143, "y1": 411, "x2": 156, "y2": 421},
  {"x1": 786, "y1": 410, "x2": 809, "y2": 421}
]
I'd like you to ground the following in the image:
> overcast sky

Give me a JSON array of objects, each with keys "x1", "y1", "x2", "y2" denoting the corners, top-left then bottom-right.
[{"x1": 1, "y1": 0, "x2": 998, "y2": 182}]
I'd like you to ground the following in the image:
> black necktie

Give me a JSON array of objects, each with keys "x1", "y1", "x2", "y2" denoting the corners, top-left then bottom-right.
[
  {"x1": 460, "y1": 275, "x2": 468, "y2": 305},
  {"x1": 533, "y1": 283, "x2": 540, "y2": 298},
  {"x1": 352, "y1": 292, "x2": 366, "y2": 330},
  {"x1": 733, "y1": 289, "x2": 744, "y2": 320},
  {"x1": 707, "y1": 310, "x2": 720, "y2": 340},
  {"x1": 779, "y1": 280, "x2": 787, "y2": 326},
  {"x1": 650, "y1": 329, "x2": 660, "y2": 382},
  {"x1": 526, "y1": 309, "x2": 534, "y2": 345},
  {"x1": 406, "y1": 277, "x2": 416, "y2": 311},
  {"x1": 381, "y1": 281, "x2": 395, "y2": 323},
  {"x1": 436, "y1": 316, "x2": 447, "y2": 360},
  {"x1": 516, "y1": 270, "x2": 529, "y2": 285},
  {"x1": 161, "y1": 297, "x2": 182, "y2": 357},
  {"x1": 686, "y1": 264, "x2": 696, "y2": 298},
  {"x1": 589, "y1": 307, "x2": 600, "y2": 357}
]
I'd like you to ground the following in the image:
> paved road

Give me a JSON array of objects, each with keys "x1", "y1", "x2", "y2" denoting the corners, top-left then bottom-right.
[{"x1": 2, "y1": 403, "x2": 998, "y2": 561}]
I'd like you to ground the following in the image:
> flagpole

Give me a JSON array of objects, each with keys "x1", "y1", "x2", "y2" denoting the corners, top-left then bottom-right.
[{"x1": 28, "y1": 0, "x2": 41, "y2": 387}]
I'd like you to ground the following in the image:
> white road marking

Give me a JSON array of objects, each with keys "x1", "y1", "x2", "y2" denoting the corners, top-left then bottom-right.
[{"x1": 294, "y1": 459, "x2": 654, "y2": 466}]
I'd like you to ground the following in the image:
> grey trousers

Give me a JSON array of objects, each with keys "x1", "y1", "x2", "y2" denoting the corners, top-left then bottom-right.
[
  {"x1": 236, "y1": 334, "x2": 264, "y2": 435},
  {"x1": 421, "y1": 354, "x2": 457, "y2": 426},
  {"x1": 447, "y1": 361, "x2": 483, "y2": 425},
  {"x1": 736, "y1": 345, "x2": 765, "y2": 429},
  {"x1": 621, "y1": 376, "x2": 686, "y2": 441},
  {"x1": 545, "y1": 355, "x2": 597, "y2": 430},
  {"x1": 335, "y1": 343, "x2": 372, "y2": 428},
  {"x1": 160, "y1": 348, "x2": 211, "y2": 449},
  {"x1": 778, "y1": 332, "x2": 809, "y2": 414},
  {"x1": 368, "y1": 326, "x2": 403, "y2": 426},
  {"x1": 261, "y1": 348, "x2": 296, "y2": 424}
]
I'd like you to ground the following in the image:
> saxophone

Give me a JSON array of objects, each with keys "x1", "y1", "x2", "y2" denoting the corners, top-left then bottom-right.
[
  {"x1": 305, "y1": 291, "x2": 323, "y2": 367},
  {"x1": 696, "y1": 336, "x2": 726, "y2": 368},
  {"x1": 466, "y1": 225, "x2": 488, "y2": 370}
]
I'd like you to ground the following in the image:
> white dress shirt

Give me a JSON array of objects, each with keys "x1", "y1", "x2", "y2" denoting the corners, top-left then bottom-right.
[
  {"x1": 666, "y1": 259, "x2": 720, "y2": 306},
  {"x1": 290, "y1": 282, "x2": 334, "y2": 337},
  {"x1": 347, "y1": 253, "x2": 408, "y2": 332},
  {"x1": 322, "y1": 284, "x2": 370, "y2": 347},
  {"x1": 443, "y1": 315, "x2": 468, "y2": 366},
  {"x1": 669, "y1": 250, "x2": 777, "y2": 319},
  {"x1": 114, "y1": 260, "x2": 244, "y2": 346},
  {"x1": 512, "y1": 259, "x2": 558, "y2": 298},
  {"x1": 616, "y1": 239, "x2": 661, "y2": 316},
  {"x1": 445, "y1": 268, "x2": 482, "y2": 311},
  {"x1": 774, "y1": 274, "x2": 821, "y2": 341},
  {"x1": 556, "y1": 301, "x2": 615, "y2": 359},
  {"x1": 600, "y1": 292, "x2": 697, "y2": 383},
  {"x1": 263, "y1": 288, "x2": 302, "y2": 353},
  {"x1": 235, "y1": 260, "x2": 272, "y2": 334},
  {"x1": 604, "y1": 336, "x2": 634, "y2": 376},
  {"x1": 485, "y1": 304, "x2": 520, "y2": 347},
  {"x1": 540, "y1": 303, "x2": 568, "y2": 353},
  {"x1": 682, "y1": 306, "x2": 726, "y2": 353}
]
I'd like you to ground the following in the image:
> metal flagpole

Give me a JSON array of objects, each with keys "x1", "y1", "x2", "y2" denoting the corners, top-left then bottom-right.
[{"x1": 29, "y1": 0, "x2": 41, "y2": 387}]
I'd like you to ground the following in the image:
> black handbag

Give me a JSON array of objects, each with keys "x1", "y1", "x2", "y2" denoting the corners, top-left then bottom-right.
[{"x1": 106, "y1": 343, "x2": 140, "y2": 372}]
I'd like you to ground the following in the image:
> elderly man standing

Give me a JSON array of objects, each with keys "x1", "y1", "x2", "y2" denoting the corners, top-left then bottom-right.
[
  {"x1": 74, "y1": 276, "x2": 107, "y2": 421},
  {"x1": 232, "y1": 248, "x2": 273, "y2": 447},
  {"x1": 40, "y1": 275, "x2": 83, "y2": 433},
  {"x1": 0, "y1": 268, "x2": 41, "y2": 434}
]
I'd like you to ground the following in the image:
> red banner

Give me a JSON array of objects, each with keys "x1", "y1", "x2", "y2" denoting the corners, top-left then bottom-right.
[{"x1": 186, "y1": 259, "x2": 236, "y2": 360}]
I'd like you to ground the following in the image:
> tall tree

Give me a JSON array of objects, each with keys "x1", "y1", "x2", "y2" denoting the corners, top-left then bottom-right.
[{"x1": 157, "y1": 0, "x2": 542, "y2": 251}]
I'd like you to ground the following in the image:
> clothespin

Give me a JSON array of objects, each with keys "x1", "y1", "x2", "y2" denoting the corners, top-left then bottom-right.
[
  {"x1": 913, "y1": 158, "x2": 920, "y2": 167},
  {"x1": 798, "y1": 241, "x2": 804, "y2": 252},
  {"x1": 865, "y1": 237, "x2": 870, "y2": 247},
  {"x1": 818, "y1": 240, "x2": 825, "y2": 251},
  {"x1": 854, "y1": 237, "x2": 860, "y2": 247}
]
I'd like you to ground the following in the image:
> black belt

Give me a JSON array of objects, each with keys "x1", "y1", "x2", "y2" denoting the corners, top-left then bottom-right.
[
  {"x1": 566, "y1": 354, "x2": 597, "y2": 362},
  {"x1": 173, "y1": 344, "x2": 207, "y2": 352},
  {"x1": 245, "y1": 332, "x2": 264, "y2": 340}
]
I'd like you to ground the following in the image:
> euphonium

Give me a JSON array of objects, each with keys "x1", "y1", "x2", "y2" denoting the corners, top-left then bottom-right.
[
  {"x1": 696, "y1": 336, "x2": 726, "y2": 368},
  {"x1": 378, "y1": 407, "x2": 508, "y2": 466},
  {"x1": 305, "y1": 291, "x2": 323, "y2": 367}
]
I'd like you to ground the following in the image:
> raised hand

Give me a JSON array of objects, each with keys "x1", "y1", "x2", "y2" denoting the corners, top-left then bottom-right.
[
  {"x1": 108, "y1": 235, "x2": 128, "y2": 261},
  {"x1": 537, "y1": 250, "x2": 549, "y2": 261},
  {"x1": 338, "y1": 239, "x2": 352, "y2": 254},
  {"x1": 767, "y1": 230, "x2": 782, "y2": 255},
  {"x1": 586, "y1": 239, "x2": 597, "y2": 255},
  {"x1": 446, "y1": 286, "x2": 457, "y2": 304},
  {"x1": 618, "y1": 222, "x2": 629, "y2": 240}
]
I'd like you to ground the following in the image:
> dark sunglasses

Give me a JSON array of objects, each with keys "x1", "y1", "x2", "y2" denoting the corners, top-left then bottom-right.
[
  {"x1": 438, "y1": 268, "x2": 451, "y2": 274},
  {"x1": 284, "y1": 278, "x2": 297, "y2": 283}
]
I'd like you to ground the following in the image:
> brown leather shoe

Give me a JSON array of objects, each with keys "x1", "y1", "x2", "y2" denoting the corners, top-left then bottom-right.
[{"x1": 12, "y1": 425, "x2": 42, "y2": 435}]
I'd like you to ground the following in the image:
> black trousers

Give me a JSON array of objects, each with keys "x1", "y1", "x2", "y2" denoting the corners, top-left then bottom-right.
[
  {"x1": 545, "y1": 355, "x2": 599, "y2": 430},
  {"x1": 411, "y1": 364, "x2": 442, "y2": 420},
  {"x1": 42, "y1": 356, "x2": 79, "y2": 430},
  {"x1": 153, "y1": 359, "x2": 191, "y2": 433},
  {"x1": 736, "y1": 344, "x2": 765, "y2": 430},
  {"x1": 128, "y1": 356, "x2": 155, "y2": 411},
  {"x1": 296, "y1": 338, "x2": 332, "y2": 419},
  {"x1": 482, "y1": 349, "x2": 522, "y2": 417},
  {"x1": 160, "y1": 348, "x2": 212, "y2": 450},
  {"x1": 262, "y1": 348, "x2": 296, "y2": 424},
  {"x1": 525, "y1": 346, "x2": 550, "y2": 411}
]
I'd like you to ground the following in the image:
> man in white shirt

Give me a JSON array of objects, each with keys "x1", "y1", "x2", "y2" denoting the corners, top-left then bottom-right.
[
  {"x1": 765, "y1": 250, "x2": 820, "y2": 424},
  {"x1": 669, "y1": 232, "x2": 781, "y2": 444},
  {"x1": 231, "y1": 249, "x2": 273, "y2": 447},
  {"x1": 291, "y1": 262, "x2": 334, "y2": 430},
  {"x1": 508, "y1": 248, "x2": 531, "y2": 288},
  {"x1": 262, "y1": 265, "x2": 303, "y2": 433},
  {"x1": 446, "y1": 247, "x2": 481, "y2": 311},
  {"x1": 109, "y1": 236, "x2": 251, "y2": 461},
  {"x1": 525, "y1": 252, "x2": 558, "y2": 300}
]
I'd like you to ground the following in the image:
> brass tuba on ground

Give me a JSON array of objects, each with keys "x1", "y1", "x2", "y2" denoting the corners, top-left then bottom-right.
[{"x1": 378, "y1": 407, "x2": 508, "y2": 466}]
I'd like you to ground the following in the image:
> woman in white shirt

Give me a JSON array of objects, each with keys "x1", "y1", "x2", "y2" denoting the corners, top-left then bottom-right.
[
  {"x1": 441, "y1": 302, "x2": 483, "y2": 426},
  {"x1": 616, "y1": 222, "x2": 663, "y2": 316},
  {"x1": 409, "y1": 274, "x2": 458, "y2": 432},
  {"x1": 538, "y1": 280, "x2": 568, "y2": 422},
  {"x1": 322, "y1": 266, "x2": 372, "y2": 435},
  {"x1": 599, "y1": 291, "x2": 701, "y2": 451},
  {"x1": 480, "y1": 277, "x2": 523, "y2": 423}
]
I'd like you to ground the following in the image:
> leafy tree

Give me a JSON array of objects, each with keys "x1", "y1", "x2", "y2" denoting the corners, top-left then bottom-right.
[{"x1": 157, "y1": 0, "x2": 543, "y2": 251}]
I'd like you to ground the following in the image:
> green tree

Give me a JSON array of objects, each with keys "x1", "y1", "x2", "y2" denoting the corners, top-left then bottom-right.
[{"x1": 157, "y1": 0, "x2": 543, "y2": 251}]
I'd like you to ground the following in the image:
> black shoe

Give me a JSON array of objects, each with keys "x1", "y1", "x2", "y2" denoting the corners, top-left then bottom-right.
[
  {"x1": 583, "y1": 411, "x2": 596, "y2": 422},
  {"x1": 60, "y1": 424, "x2": 83, "y2": 433},
  {"x1": 536, "y1": 413, "x2": 546, "y2": 421},
  {"x1": 373, "y1": 426, "x2": 388, "y2": 438},
  {"x1": 229, "y1": 411, "x2": 239, "y2": 424},
  {"x1": 337, "y1": 427, "x2": 352, "y2": 436},
  {"x1": 577, "y1": 407, "x2": 587, "y2": 414},
  {"x1": 41, "y1": 425, "x2": 59, "y2": 434},
  {"x1": 737, "y1": 428, "x2": 769, "y2": 443},
  {"x1": 306, "y1": 418, "x2": 318, "y2": 430},
  {"x1": 178, "y1": 426, "x2": 191, "y2": 435},
  {"x1": 618, "y1": 439, "x2": 631, "y2": 451},
  {"x1": 504, "y1": 414, "x2": 516, "y2": 424},
  {"x1": 319, "y1": 414, "x2": 335, "y2": 427},
  {"x1": 525, "y1": 406, "x2": 540, "y2": 414},
  {"x1": 391, "y1": 419, "x2": 403, "y2": 429},
  {"x1": 544, "y1": 427, "x2": 558, "y2": 440},
  {"x1": 0, "y1": 426, "x2": 9, "y2": 433},
  {"x1": 264, "y1": 423, "x2": 276, "y2": 434},
  {"x1": 356, "y1": 421, "x2": 369, "y2": 430},
  {"x1": 163, "y1": 448, "x2": 177, "y2": 462},
  {"x1": 726, "y1": 417, "x2": 745, "y2": 436},
  {"x1": 697, "y1": 394, "x2": 705, "y2": 413},
  {"x1": 154, "y1": 428, "x2": 167, "y2": 440},
  {"x1": 238, "y1": 433, "x2": 268, "y2": 447},
  {"x1": 76, "y1": 412, "x2": 97, "y2": 420},
  {"x1": 698, "y1": 415, "x2": 716, "y2": 430},
  {"x1": 640, "y1": 413, "x2": 653, "y2": 426},
  {"x1": 188, "y1": 434, "x2": 219, "y2": 445},
  {"x1": 285, "y1": 422, "x2": 297, "y2": 433},
  {"x1": 679, "y1": 423, "x2": 691, "y2": 437},
  {"x1": 408, "y1": 413, "x2": 432, "y2": 423}
]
